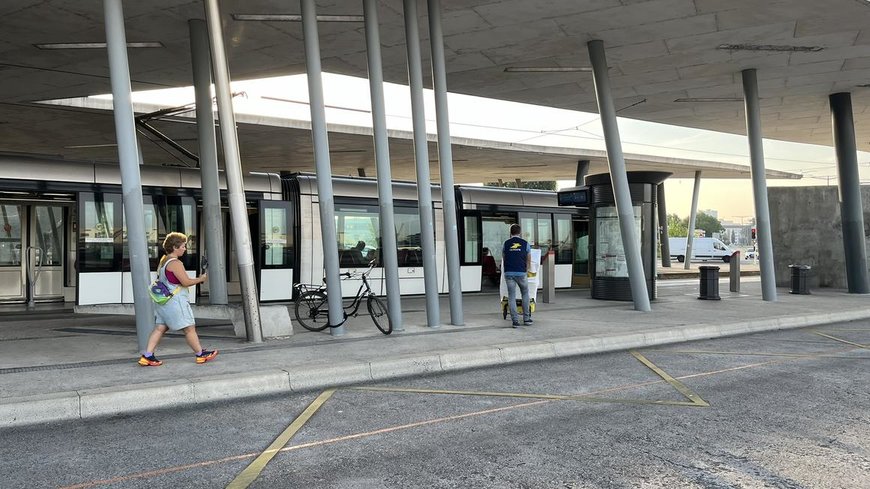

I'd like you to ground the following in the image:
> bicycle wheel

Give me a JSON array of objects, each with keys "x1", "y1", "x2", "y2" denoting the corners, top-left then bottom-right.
[
  {"x1": 366, "y1": 295, "x2": 392, "y2": 335},
  {"x1": 294, "y1": 290, "x2": 330, "y2": 332}
]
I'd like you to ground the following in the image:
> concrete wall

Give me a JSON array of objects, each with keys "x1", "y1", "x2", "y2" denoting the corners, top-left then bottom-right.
[{"x1": 768, "y1": 186, "x2": 870, "y2": 289}]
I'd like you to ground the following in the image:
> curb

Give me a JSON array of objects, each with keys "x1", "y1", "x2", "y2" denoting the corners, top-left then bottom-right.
[{"x1": 3, "y1": 308, "x2": 869, "y2": 429}]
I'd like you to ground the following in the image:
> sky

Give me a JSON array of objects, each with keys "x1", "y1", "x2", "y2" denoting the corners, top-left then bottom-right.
[{"x1": 75, "y1": 72, "x2": 870, "y2": 223}]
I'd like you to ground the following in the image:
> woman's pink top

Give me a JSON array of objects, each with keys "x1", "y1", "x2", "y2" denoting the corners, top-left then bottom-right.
[{"x1": 165, "y1": 269, "x2": 181, "y2": 284}]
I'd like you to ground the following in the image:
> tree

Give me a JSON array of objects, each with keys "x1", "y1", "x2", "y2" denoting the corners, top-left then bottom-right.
[
  {"x1": 485, "y1": 180, "x2": 557, "y2": 190},
  {"x1": 695, "y1": 211, "x2": 724, "y2": 239},
  {"x1": 666, "y1": 213, "x2": 687, "y2": 237}
]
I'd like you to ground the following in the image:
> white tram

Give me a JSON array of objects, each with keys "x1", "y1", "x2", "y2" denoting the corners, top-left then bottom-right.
[{"x1": 0, "y1": 155, "x2": 589, "y2": 306}]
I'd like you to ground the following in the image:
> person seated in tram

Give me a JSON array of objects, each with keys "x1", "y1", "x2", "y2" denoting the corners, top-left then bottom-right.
[
  {"x1": 347, "y1": 240, "x2": 366, "y2": 265},
  {"x1": 481, "y1": 247, "x2": 500, "y2": 286}
]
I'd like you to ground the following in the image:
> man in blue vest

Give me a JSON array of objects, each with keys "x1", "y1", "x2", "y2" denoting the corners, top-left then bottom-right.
[{"x1": 503, "y1": 223, "x2": 532, "y2": 327}]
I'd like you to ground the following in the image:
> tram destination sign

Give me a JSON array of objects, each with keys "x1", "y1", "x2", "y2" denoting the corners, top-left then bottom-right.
[{"x1": 557, "y1": 186, "x2": 589, "y2": 207}]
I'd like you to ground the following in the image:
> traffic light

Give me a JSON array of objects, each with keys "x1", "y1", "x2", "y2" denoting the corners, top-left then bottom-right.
[{"x1": 751, "y1": 227, "x2": 757, "y2": 240}]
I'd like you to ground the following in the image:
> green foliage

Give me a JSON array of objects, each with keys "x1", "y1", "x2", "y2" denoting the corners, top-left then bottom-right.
[
  {"x1": 666, "y1": 213, "x2": 687, "y2": 237},
  {"x1": 485, "y1": 180, "x2": 557, "y2": 190},
  {"x1": 695, "y1": 211, "x2": 724, "y2": 238},
  {"x1": 666, "y1": 211, "x2": 724, "y2": 239}
]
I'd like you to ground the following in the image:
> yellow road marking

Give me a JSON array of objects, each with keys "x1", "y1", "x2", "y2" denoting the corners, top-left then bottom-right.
[
  {"x1": 71, "y1": 344, "x2": 866, "y2": 489},
  {"x1": 226, "y1": 389, "x2": 336, "y2": 489},
  {"x1": 349, "y1": 386, "x2": 701, "y2": 407},
  {"x1": 640, "y1": 348, "x2": 858, "y2": 358},
  {"x1": 61, "y1": 398, "x2": 551, "y2": 489},
  {"x1": 629, "y1": 350, "x2": 710, "y2": 407},
  {"x1": 813, "y1": 331, "x2": 868, "y2": 349}
]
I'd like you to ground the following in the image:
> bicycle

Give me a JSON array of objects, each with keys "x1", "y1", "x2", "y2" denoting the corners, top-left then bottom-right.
[{"x1": 293, "y1": 260, "x2": 392, "y2": 335}]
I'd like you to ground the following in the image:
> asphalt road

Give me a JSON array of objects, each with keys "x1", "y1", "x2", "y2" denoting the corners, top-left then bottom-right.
[{"x1": 3, "y1": 322, "x2": 868, "y2": 488}]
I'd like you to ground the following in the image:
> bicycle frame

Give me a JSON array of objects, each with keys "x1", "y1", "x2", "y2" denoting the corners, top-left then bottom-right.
[{"x1": 294, "y1": 261, "x2": 376, "y2": 320}]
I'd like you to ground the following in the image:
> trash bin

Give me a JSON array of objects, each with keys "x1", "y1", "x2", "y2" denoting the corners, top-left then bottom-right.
[
  {"x1": 789, "y1": 264, "x2": 811, "y2": 295},
  {"x1": 698, "y1": 266, "x2": 721, "y2": 300}
]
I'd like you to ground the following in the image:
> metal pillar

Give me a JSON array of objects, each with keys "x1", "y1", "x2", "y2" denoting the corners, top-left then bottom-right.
[
  {"x1": 428, "y1": 0, "x2": 463, "y2": 325},
  {"x1": 189, "y1": 19, "x2": 228, "y2": 305},
  {"x1": 684, "y1": 171, "x2": 701, "y2": 270},
  {"x1": 575, "y1": 159, "x2": 590, "y2": 186},
  {"x1": 103, "y1": 0, "x2": 154, "y2": 352},
  {"x1": 741, "y1": 69, "x2": 777, "y2": 302},
  {"x1": 363, "y1": 0, "x2": 403, "y2": 331},
  {"x1": 587, "y1": 40, "x2": 651, "y2": 312},
  {"x1": 404, "y1": 0, "x2": 439, "y2": 327},
  {"x1": 658, "y1": 183, "x2": 671, "y2": 267},
  {"x1": 300, "y1": 0, "x2": 345, "y2": 334},
  {"x1": 830, "y1": 92, "x2": 870, "y2": 293},
  {"x1": 203, "y1": 0, "x2": 263, "y2": 341}
]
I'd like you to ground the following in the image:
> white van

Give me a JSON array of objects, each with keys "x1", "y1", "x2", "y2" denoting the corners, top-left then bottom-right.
[{"x1": 668, "y1": 237, "x2": 734, "y2": 263}]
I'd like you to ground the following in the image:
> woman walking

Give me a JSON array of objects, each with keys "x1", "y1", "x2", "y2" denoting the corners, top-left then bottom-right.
[{"x1": 138, "y1": 232, "x2": 217, "y2": 366}]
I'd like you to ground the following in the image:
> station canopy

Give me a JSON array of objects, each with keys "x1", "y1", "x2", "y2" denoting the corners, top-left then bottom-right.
[{"x1": 3, "y1": 0, "x2": 868, "y2": 180}]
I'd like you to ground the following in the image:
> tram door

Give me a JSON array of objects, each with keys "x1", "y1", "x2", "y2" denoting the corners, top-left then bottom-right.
[
  {"x1": 572, "y1": 219, "x2": 590, "y2": 287},
  {"x1": 0, "y1": 203, "x2": 65, "y2": 302}
]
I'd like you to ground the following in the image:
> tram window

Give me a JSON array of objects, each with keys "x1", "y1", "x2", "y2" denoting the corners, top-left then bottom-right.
[
  {"x1": 0, "y1": 204, "x2": 21, "y2": 266},
  {"x1": 481, "y1": 213, "x2": 515, "y2": 268},
  {"x1": 261, "y1": 203, "x2": 294, "y2": 268},
  {"x1": 463, "y1": 215, "x2": 480, "y2": 263},
  {"x1": 395, "y1": 208, "x2": 423, "y2": 267},
  {"x1": 554, "y1": 214, "x2": 573, "y2": 264},
  {"x1": 34, "y1": 206, "x2": 64, "y2": 266},
  {"x1": 335, "y1": 205, "x2": 379, "y2": 267},
  {"x1": 537, "y1": 213, "x2": 552, "y2": 257},
  {"x1": 124, "y1": 196, "x2": 196, "y2": 270},
  {"x1": 334, "y1": 203, "x2": 426, "y2": 267},
  {"x1": 78, "y1": 192, "x2": 121, "y2": 272}
]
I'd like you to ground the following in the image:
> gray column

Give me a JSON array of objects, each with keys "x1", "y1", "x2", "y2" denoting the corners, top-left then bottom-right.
[
  {"x1": 203, "y1": 0, "x2": 264, "y2": 340},
  {"x1": 363, "y1": 0, "x2": 402, "y2": 331},
  {"x1": 300, "y1": 0, "x2": 345, "y2": 334},
  {"x1": 575, "y1": 160, "x2": 590, "y2": 186},
  {"x1": 189, "y1": 19, "x2": 228, "y2": 305},
  {"x1": 404, "y1": 0, "x2": 439, "y2": 327},
  {"x1": 428, "y1": 0, "x2": 463, "y2": 325},
  {"x1": 741, "y1": 69, "x2": 777, "y2": 301},
  {"x1": 684, "y1": 171, "x2": 701, "y2": 270},
  {"x1": 658, "y1": 183, "x2": 671, "y2": 267},
  {"x1": 830, "y1": 92, "x2": 870, "y2": 293},
  {"x1": 587, "y1": 40, "x2": 650, "y2": 312},
  {"x1": 103, "y1": 0, "x2": 154, "y2": 352}
]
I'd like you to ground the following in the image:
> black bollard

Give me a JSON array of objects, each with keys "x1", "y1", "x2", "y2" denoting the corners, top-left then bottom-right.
[
  {"x1": 789, "y1": 264, "x2": 811, "y2": 295},
  {"x1": 699, "y1": 266, "x2": 721, "y2": 300}
]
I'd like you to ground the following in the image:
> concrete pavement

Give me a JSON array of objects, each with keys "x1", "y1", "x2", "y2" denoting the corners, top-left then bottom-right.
[{"x1": 1, "y1": 273, "x2": 867, "y2": 429}]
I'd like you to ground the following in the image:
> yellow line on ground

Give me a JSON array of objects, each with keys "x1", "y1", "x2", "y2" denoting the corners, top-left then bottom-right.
[
  {"x1": 226, "y1": 389, "x2": 336, "y2": 489},
  {"x1": 641, "y1": 349, "x2": 839, "y2": 358},
  {"x1": 813, "y1": 331, "x2": 868, "y2": 349},
  {"x1": 350, "y1": 386, "x2": 701, "y2": 407},
  {"x1": 629, "y1": 350, "x2": 710, "y2": 407}
]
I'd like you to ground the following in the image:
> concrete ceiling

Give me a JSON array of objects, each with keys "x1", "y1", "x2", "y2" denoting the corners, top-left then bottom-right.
[{"x1": 2, "y1": 0, "x2": 867, "y2": 177}]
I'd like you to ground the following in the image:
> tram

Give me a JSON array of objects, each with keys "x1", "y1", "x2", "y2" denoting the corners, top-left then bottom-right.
[{"x1": 0, "y1": 155, "x2": 589, "y2": 305}]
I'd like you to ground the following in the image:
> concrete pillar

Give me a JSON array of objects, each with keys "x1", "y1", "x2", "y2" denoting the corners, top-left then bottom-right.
[
  {"x1": 830, "y1": 92, "x2": 870, "y2": 293},
  {"x1": 403, "y1": 0, "x2": 439, "y2": 327},
  {"x1": 575, "y1": 160, "x2": 590, "y2": 186},
  {"x1": 188, "y1": 19, "x2": 228, "y2": 305},
  {"x1": 428, "y1": 0, "x2": 464, "y2": 325},
  {"x1": 103, "y1": 0, "x2": 154, "y2": 352},
  {"x1": 658, "y1": 183, "x2": 671, "y2": 267},
  {"x1": 587, "y1": 39, "x2": 651, "y2": 312},
  {"x1": 203, "y1": 0, "x2": 263, "y2": 341},
  {"x1": 684, "y1": 171, "x2": 701, "y2": 270},
  {"x1": 363, "y1": 0, "x2": 403, "y2": 330},
  {"x1": 300, "y1": 0, "x2": 345, "y2": 334},
  {"x1": 741, "y1": 68, "x2": 777, "y2": 302}
]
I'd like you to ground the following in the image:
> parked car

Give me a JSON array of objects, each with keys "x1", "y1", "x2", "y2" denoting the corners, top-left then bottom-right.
[{"x1": 745, "y1": 246, "x2": 757, "y2": 259}]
